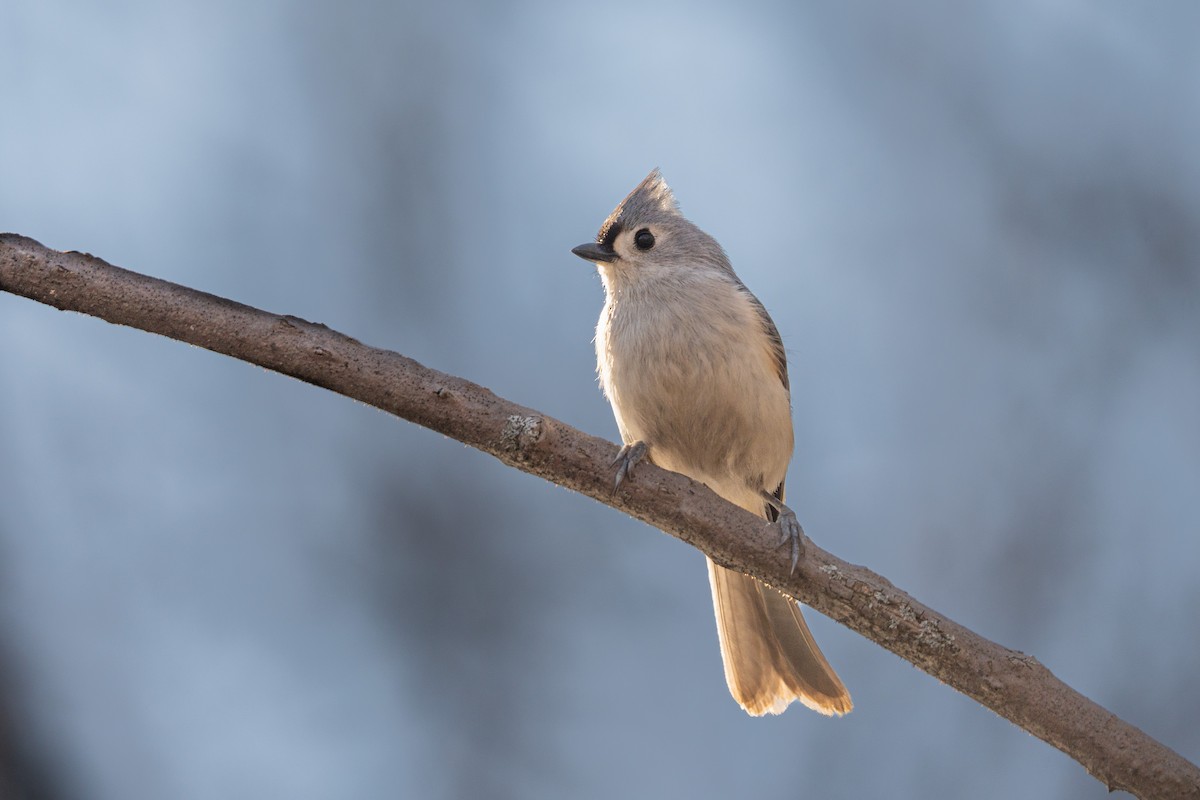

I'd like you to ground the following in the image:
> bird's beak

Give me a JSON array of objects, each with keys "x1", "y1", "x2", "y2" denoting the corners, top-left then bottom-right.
[{"x1": 571, "y1": 242, "x2": 618, "y2": 263}]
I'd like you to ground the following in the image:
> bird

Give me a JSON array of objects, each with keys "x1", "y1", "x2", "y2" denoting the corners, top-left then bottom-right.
[{"x1": 570, "y1": 169, "x2": 852, "y2": 716}]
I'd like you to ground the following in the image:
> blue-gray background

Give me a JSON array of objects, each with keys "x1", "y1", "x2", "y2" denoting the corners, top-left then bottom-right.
[{"x1": 3, "y1": 3, "x2": 1198, "y2": 798}]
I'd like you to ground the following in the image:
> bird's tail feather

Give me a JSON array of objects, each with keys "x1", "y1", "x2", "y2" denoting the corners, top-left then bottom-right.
[{"x1": 707, "y1": 559, "x2": 852, "y2": 716}]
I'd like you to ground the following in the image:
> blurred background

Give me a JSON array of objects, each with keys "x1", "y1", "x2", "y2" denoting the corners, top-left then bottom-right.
[{"x1": 3, "y1": 2, "x2": 1199, "y2": 798}]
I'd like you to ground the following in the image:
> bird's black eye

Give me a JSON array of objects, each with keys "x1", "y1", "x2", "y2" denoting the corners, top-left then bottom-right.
[{"x1": 634, "y1": 228, "x2": 655, "y2": 250}]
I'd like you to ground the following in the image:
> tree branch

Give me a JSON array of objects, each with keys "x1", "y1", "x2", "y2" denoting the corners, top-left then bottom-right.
[{"x1": 2, "y1": 233, "x2": 1196, "y2": 799}]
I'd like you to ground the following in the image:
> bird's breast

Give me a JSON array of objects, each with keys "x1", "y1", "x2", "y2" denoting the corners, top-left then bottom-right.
[{"x1": 595, "y1": 276, "x2": 793, "y2": 504}]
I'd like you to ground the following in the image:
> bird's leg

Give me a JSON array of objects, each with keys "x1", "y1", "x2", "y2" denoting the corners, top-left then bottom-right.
[
  {"x1": 612, "y1": 440, "x2": 648, "y2": 492},
  {"x1": 760, "y1": 490, "x2": 805, "y2": 573}
]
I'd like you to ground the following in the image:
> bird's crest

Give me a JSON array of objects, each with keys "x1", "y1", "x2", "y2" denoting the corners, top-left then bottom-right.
[{"x1": 597, "y1": 168, "x2": 679, "y2": 245}]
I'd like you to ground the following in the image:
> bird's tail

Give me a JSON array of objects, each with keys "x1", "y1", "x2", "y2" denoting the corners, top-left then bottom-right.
[{"x1": 707, "y1": 559, "x2": 852, "y2": 716}]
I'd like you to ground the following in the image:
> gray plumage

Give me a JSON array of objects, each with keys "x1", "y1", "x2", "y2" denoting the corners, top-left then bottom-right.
[{"x1": 572, "y1": 169, "x2": 852, "y2": 716}]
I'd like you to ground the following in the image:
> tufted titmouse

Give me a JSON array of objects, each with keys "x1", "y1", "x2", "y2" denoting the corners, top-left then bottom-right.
[{"x1": 571, "y1": 169, "x2": 851, "y2": 716}]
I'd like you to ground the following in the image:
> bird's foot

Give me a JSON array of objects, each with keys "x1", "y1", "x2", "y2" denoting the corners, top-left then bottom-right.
[
  {"x1": 612, "y1": 441, "x2": 648, "y2": 493},
  {"x1": 761, "y1": 490, "x2": 806, "y2": 573}
]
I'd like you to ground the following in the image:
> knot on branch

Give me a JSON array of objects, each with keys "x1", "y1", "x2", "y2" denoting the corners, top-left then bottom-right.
[{"x1": 500, "y1": 414, "x2": 546, "y2": 456}]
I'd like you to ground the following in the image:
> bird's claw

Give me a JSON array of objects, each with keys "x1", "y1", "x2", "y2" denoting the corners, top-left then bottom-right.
[
  {"x1": 612, "y1": 441, "x2": 648, "y2": 493},
  {"x1": 761, "y1": 489, "x2": 806, "y2": 573},
  {"x1": 775, "y1": 508, "x2": 805, "y2": 574}
]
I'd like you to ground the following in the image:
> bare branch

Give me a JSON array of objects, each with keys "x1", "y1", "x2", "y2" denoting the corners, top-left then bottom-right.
[{"x1": 2, "y1": 233, "x2": 1196, "y2": 799}]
